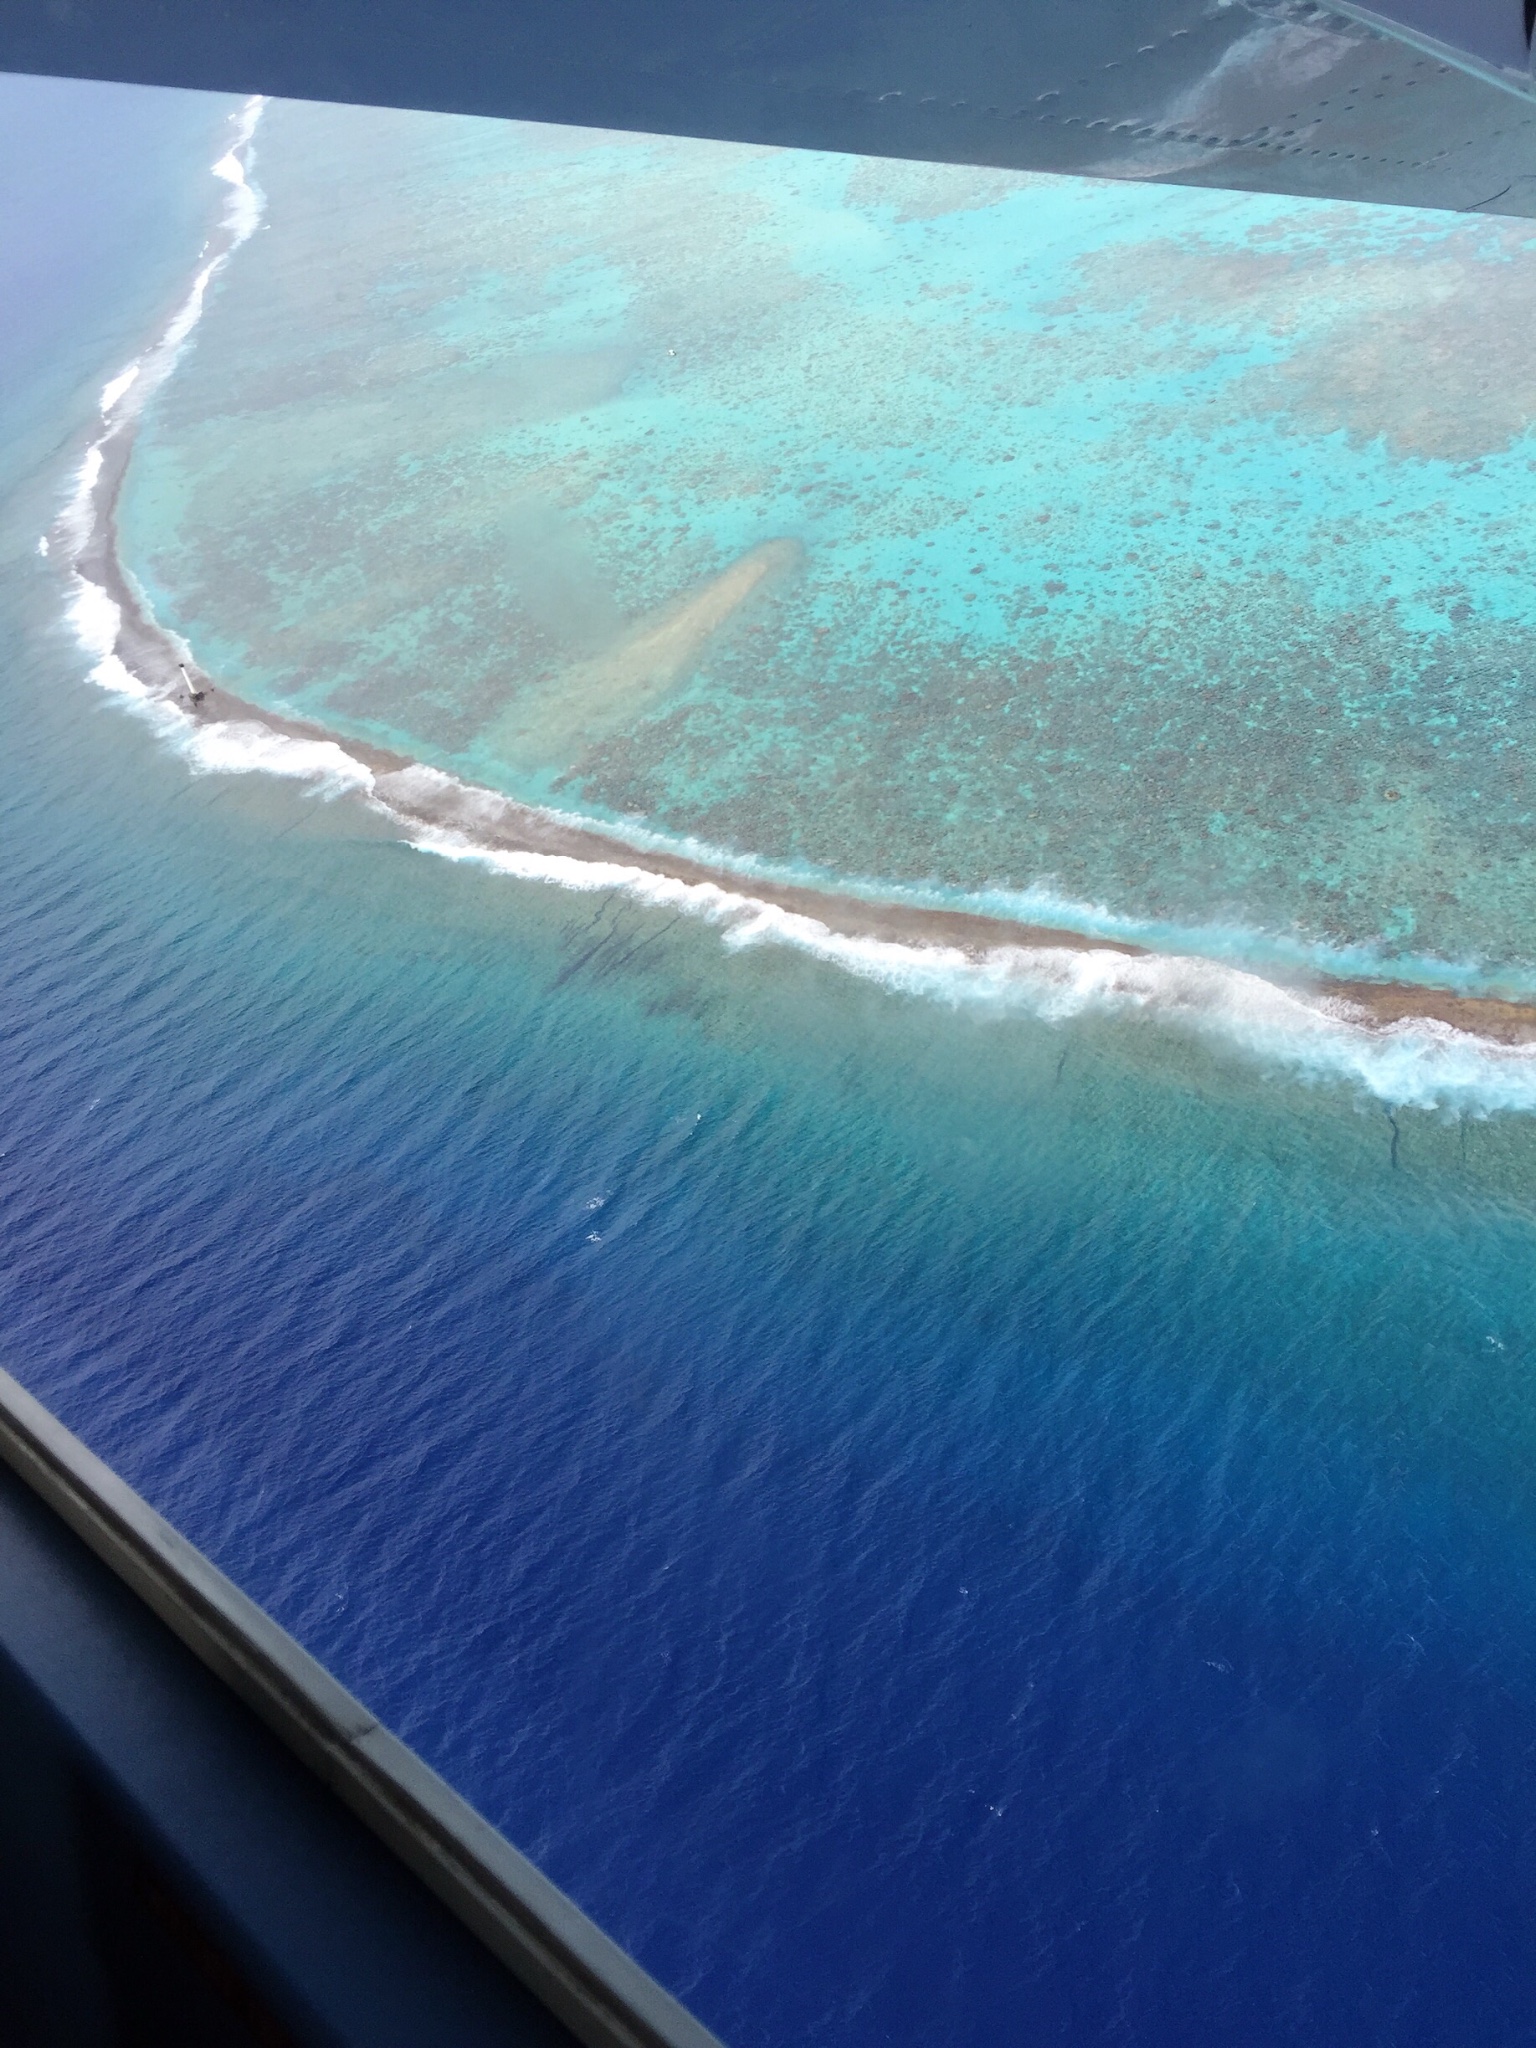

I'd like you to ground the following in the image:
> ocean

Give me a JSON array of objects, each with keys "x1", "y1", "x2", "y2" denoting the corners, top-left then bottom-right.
[{"x1": 4, "y1": 75, "x2": 1536, "y2": 2046}]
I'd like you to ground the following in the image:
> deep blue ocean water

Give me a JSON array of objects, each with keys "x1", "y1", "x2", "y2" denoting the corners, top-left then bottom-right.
[{"x1": 5, "y1": 77, "x2": 1536, "y2": 2048}]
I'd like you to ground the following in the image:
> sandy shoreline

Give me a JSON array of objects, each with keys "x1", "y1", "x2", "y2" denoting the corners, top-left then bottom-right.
[
  {"x1": 158, "y1": 682, "x2": 1536, "y2": 1046},
  {"x1": 62, "y1": 104, "x2": 1536, "y2": 1053},
  {"x1": 79, "y1": 448, "x2": 1536, "y2": 1047},
  {"x1": 80, "y1": 451, "x2": 1536, "y2": 1048}
]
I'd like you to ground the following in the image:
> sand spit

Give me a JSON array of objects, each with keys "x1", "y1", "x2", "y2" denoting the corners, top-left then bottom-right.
[
  {"x1": 56, "y1": 100, "x2": 1536, "y2": 1055},
  {"x1": 70, "y1": 425, "x2": 1536, "y2": 1047},
  {"x1": 67, "y1": 406, "x2": 1536, "y2": 1050},
  {"x1": 485, "y1": 537, "x2": 802, "y2": 771},
  {"x1": 105, "y1": 669, "x2": 1536, "y2": 1047}
]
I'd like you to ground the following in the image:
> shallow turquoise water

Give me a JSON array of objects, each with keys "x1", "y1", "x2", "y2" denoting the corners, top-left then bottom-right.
[
  {"x1": 15, "y1": 449, "x2": 1536, "y2": 2041},
  {"x1": 11, "y1": 79, "x2": 1536, "y2": 2048},
  {"x1": 119, "y1": 99, "x2": 1536, "y2": 980}
]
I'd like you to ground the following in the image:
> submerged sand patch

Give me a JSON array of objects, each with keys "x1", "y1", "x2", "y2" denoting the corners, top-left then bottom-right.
[{"x1": 483, "y1": 537, "x2": 801, "y2": 774}]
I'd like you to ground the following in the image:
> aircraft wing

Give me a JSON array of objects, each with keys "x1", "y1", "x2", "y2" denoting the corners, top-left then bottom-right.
[{"x1": 2, "y1": 0, "x2": 1534, "y2": 215}]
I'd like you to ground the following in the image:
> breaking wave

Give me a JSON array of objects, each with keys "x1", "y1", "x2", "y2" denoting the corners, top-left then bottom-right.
[
  {"x1": 49, "y1": 91, "x2": 1536, "y2": 1117},
  {"x1": 70, "y1": 585, "x2": 1536, "y2": 1113},
  {"x1": 398, "y1": 820, "x2": 1536, "y2": 1117}
]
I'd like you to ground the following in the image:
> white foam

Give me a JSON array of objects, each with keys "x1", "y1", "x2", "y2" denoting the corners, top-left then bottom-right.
[
  {"x1": 739, "y1": 917, "x2": 1536, "y2": 1114},
  {"x1": 69, "y1": 574, "x2": 374, "y2": 793},
  {"x1": 56, "y1": 442, "x2": 104, "y2": 555},
  {"x1": 398, "y1": 823, "x2": 1536, "y2": 1115},
  {"x1": 71, "y1": 98, "x2": 268, "y2": 455},
  {"x1": 215, "y1": 170, "x2": 263, "y2": 246},
  {"x1": 180, "y1": 719, "x2": 375, "y2": 797},
  {"x1": 367, "y1": 775, "x2": 1515, "y2": 1002},
  {"x1": 61, "y1": 108, "x2": 371, "y2": 803},
  {"x1": 229, "y1": 94, "x2": 266, "y2": 152},
  {"x1": 51, "y1": 92, "x2": 1536, "y2": 1118},
  {"x1": 212, "y1": 97, "x2": 266, "y2": 246},
  {"x1": 158, "y1": 259, "x2": 219, "y2": 357},
  {"x1": 402, "y1": 823, "x2": 728, "y2": 906},
  {"x1": 91, "y1": 650, "x2": 157, "y2": 702},
  {"x1": 66, "y1": 573, "x2": 121, "y2": 662},
  {"x1": 62, "y1": 555, "x2": 166, "y2": 720},
  {"x1": 100, "y1": 363, "x2": 141, "y2": 415},
  {"x1": 72, "y1": 647, "x2": 1536, "y2": 1115},
  {"x1": 65, "y1": 572, "x2": 170, "y2": 716},
  {"x1": 53, "y1": 97, "x2": 272, "y2": 706}
]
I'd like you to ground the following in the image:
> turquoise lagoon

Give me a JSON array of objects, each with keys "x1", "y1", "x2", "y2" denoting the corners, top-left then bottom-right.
[
  {"x1": 9, "y1": 80, "x2": 1536, "y2": 2048},
  {"x1": 118, "y1": 98, "x2": 1536, "y2": 987}
]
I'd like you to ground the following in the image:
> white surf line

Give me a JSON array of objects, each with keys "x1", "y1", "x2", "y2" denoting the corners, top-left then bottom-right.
[
  {"x1": 93, "y1": 94, "x2": 267, "y2": 447},
  {"x1": 58, "y1": 108, "x2": 382, "y2": 791},
  {"x1": 398, "y1": 821, "x2": 1536, "y2": 1117},
  {"x1": 356, "y1": 765, "x2": 1529, "y2": 1008},
  {"x1": 55, "y1": 95, "x2": 268, "y2": 577},
  {"x1": 47, "y1": 101, "x2": 1536, "y2": 1114}
]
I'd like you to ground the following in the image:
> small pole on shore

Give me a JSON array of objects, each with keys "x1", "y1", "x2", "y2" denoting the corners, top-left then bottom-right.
[{"x1": 179, "y1": 662, "x2": 205, "y2": 705}]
